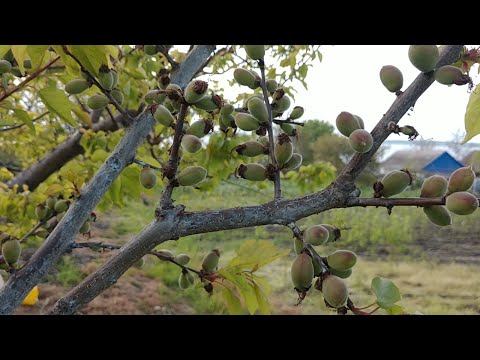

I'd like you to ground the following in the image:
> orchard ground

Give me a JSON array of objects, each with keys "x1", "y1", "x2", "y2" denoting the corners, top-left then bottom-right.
[{"x1": 17, "y1": 180, "x2": 480, "y2": 315}]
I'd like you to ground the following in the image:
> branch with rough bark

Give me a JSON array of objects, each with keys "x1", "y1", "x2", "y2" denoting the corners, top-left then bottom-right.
[
  {"x1": 0, "y1": 45, "x2": 216, "y2": 314},
  {"x1": 46, "y1": 45, "x2": 464, "y2": 315}
]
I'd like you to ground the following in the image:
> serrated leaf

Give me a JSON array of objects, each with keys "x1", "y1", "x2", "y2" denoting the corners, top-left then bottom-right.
[
  {"x1": 44, "y1": 184, "x2": 64, "y2": 196},
  {"x1": 11, "y1": 45, "x2": 28, "y2": 76},
  {"x1": 38, "y1": 87, "x2": 77, "y2": 127},
  {"x1": 252, "y1": 281, "x2": 271, "y2": 315},
  {"x1": 68, "y1": 45, "x2": 108, "y2": 78},
  {"x1": 27, "y1": 45, "x2": 49, "y2": 69},
  {"x1": 12, "y1": 109, "x2": 35, "y2": 134},
  {"x1": 221, "y1": 286, "x2": 244, "y2": 315},
  {"x1": 218, "y1": 269, "x2": 258, "y2": 314},
  {"x1": 0, "y1": 45, "x2": 10, "y2": 58},
  {"x1": 462, "y1": 86, "x2": 480, "y2": 144},
  {"x1": 371, "y1": 277, "x2": 401, "y2": 309}
]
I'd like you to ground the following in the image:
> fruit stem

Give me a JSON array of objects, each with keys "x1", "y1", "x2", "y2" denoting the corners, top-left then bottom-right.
[
  {"x1": 356, "y1": 302, "x2": 377, "y2": 310},
  {"x1": 258, "y1": 60, "x2": 282, "y2": 199}
]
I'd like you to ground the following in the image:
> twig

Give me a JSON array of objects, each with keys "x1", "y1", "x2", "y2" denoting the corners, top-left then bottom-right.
[
  {"x1": 345, "y1": 196, "x2": 480, "y2": 208},
  {"x1": 258, "y1": 59, "x2": 282, "y2": 199},
  {"x1": 18, "y1": 214, "x2": 55, "y2": 243},
  {"x1": 273, "y1": 119, "x2": 305, "y2": 127},
  {"x1": 132, "y1": 158, "x2": 163, "y2": 172},
  {"x1": 149, "y1": 147, "x2": 165, "y2": 167},
  {"x1": 0, "y1": 111, "x2": 49, "y2": 132},
  {"x1": 0, "y1": 56, "x2": 60, "y2": 103},
  {"x1": 157, "y1": 46, "x2": 179, "y2": 69}
]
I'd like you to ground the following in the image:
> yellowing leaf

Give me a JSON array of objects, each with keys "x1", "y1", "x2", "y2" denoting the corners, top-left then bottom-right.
[
  {"x1": 72, "y1": 106, "x2": 92, "y2": 127},
  {"x1": 218, "y1": 269, "x2": 258, "y2": 314},
  {"x1": 13, "y1": 109, "x2": 35, "y2": 134},
  {"x1": 226, "y1": 239, "x2": 289, "y2": 272},
  {"x1": 11, "y1": 45, "x2": 28, "y2": 76},
  {"x1": 38, "y1": 87, "x2": 77, "y2": 127},
  {"x1": 253, "y1": 282, "x2": 271, "y2": 315},
  {"x1": 220, "y1": 286, "x2": 244, "y2": 315},
  {"x1": 27, "y1": 45, "x2": 49, "y2": 69},
  {"x1": 462, "y1": 86, "x2": 480, "y2": 144},
  {"x1": 0, "y1": 45, "x2": 10, "y2": 58},
  {"x1": 21, "y1": 286, "x2": 39, "y2": 306},
  {"x1": 51, "y1": 45, "x2": 80, "y2": 75},
  {"x1": 68, "y1": 45, "x2": 108, "y2": 77},
  {"x1": 44, "y1": 183, "x2": 64, "y2": 196}
]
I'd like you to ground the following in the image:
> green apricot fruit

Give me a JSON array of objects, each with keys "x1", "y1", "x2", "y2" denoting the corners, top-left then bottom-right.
[
  {"x1": 0, "y1": 60, "x2": 12, "y2": 74},
  {"x1": 304, "y1": 225, "x2": 329, "y2": 246},
  {"x1": 154, "y1": 104, "x2": 175, "y2": 127},
  {"x1": 139, "y1": 166, "x2": 157, "y2": 189},
  {"x1": 289, "y1": 106, "x2": 304, "y2": 120},
  {"x1": 321, "y1": 275, "x2": 349, "y2": 308},
  {"x1": 220, "y1": 114, "x2": 236, "y2": 129},
  {"x1": 280, "y1": 123, "x2": 297, "y2": 137},
  {"x1": 87, "y1": 95, "x2": 109, "y2": 110},
  {"x1": 312, "y1": 256, "x2": 322, "y2": 277},
  {"x1": 408, "y1": 45, "x2": 439, "y2": 72},
  {"x1": 79, "y1": 221, "x2": 91, "y2": 234},
  {"x1": 235, "y1": 141, "x2": 269, "y2": 157},
  {"x1": 202, "y1": 249, "x2": 220, "y2": 272},
  {"x1": 349, "y1": 129, "x2": 373, "y2": 153},
  {"x1": 272, "y1": 95, "x2": 291, "y2": 113},
  {"x1": 54, "y1": 200, "x2": 68, "y2": 213},
  {"x1": 320, "y1": 224, "x2": 341, "y2": 243},
  {"x1": 144, "y1": 45, "x2": 158, "y2": 55},
  {"x1": 111, "y1": 89, "x2": 124, "y2": 105},
  {"x1": 35, "y1": 204, "x2": 48, "y2": 220},
  {"x1": 274, "y1": 133, "x2": 293, "y2": 166},
  {"x1": 164, "y1": 98, "x2": 181, "y2": 112},
  {"x1": 327, "y1": 250, "x2": 357, "y2": 271},
  {"x1": 194, "y1": 94, "x2": 222, "y2": 111},
  {"x1": 434, "y1": 65, "x2": 464, "y2": 85},
  {"x1": 134, "y1": 257, "x2": 145, "y2": 269},
  {"x1": 266, "y1": 79, "x2": 278, "y2": 93},
  {"x1": 423, "y1": 206, "x2": 452, "y2": 226},
  {"x1": 186, "y1": 119, "x2": 214, "y2": 138},
  {"x1": 98, "y1": 68, "x2": 114, "y2": 90},
  {"x1": 336, "y1": 111, "x2": 362, "y2": 137},
  {"x1": 234, "y1": 68, "x2": 258, "y2": 88},
  {"x1": 380, "y1": 65, "x2": 403, "y2": 93},
  {"x1": 111, "y1": 71, "x2": 119, "y2": 88},
  {"x1": 421, "y1": 175, "x2": 448, "y2": 198},
  {"x1": 294, "y1": 238, "x2": 304, "y2": 255},
  {"x1": 178, "y1": 272, "x2": 192, "y2": 289},
  {"x1": 249, "y1": 70, "x2": 261, "y2": 88},
  {"x1": 35, "y1": 229, "x2": 49, "y2": 238},
  {"x1": 235, "y1": 113, "x2": 260, "y2": 131},
  {"x1": 46, "y1": 197, "x2": 57, "y2": 210},
  {"x1": 177, "y1": 166, "x2": 207, "y2": 186},
  {"x1": 284, "y1": 153, "x2": 303, "y2": 171},
  {"x1": 220, "y1": 103, "x2": 234, "y2": 115},
  {"x1": 448, "y1": 165, "x2": 475, "y2": 193},
  {"x1": 157, "y1": 249, "x2": 174, "y2": 259},
  {"x1": 257, "y1": 136, "x2": 269, "y2": 147},
  {"x1": 186, "y1": 271, "x2": 195, "y2": 285},
  {"x1": 354, "y1": 115, "x2": 365, "y2": 129},
  {"x1": 56, "y1": 211, "x2": 66, "y2": 222},
  {"x1": 446, "y1": 191, "x2": 479, "y2": 215},
  {"x1": 2, "y1": 49, "x2": 15, "y2": 62},
  {"x1": 329, "y1": 268, "x2": 352, "y2": 279},
  {"x1": 248, "y1": 97, "x2": 268, "y2": 124},
  {"x1": 236, "y1": 163, "x2": 267, "y2": 181},
  {"x1": 174, "y1": 254, "x2": 191, "y2": 266},
  {"x1": 144, "y1": 90, "x2": 166, "y2": 105},
  {"x1": 80, "y1": 70, "x2": 89, "y2": 80},
  {"x1": 244, "y1": 45, "x2": 265, "y2": 60},
  {"x1": 378, "y1": 169, "x2": 412, "y2": 198},
  {"x1": 65, "y1": 79, "x2": 90, "y2": 94},
  {"x1": 185, "y1": 80, "x2": 208, "y2": 104},
  {"x1": 181, "y1": 134, "x2": 202, "y2": 153},
  {"x1": 291, "y1": 253, "x2": 314, "y2": 291},
  {"x1": 2, "y1": 239, "x2": 21, "y2": 265}
]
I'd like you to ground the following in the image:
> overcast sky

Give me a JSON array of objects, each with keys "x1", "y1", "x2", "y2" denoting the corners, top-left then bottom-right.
[{"x1": 208, "y1": 45, "x2": 479, "y2": 143}]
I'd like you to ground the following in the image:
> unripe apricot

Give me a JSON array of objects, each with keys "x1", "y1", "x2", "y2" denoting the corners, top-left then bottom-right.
[
  {"x1": 304, "y1": 225, "x2": 329, "y2": 246},
  {"x1": 320, "y1": 224, "x2": 341, "y2": 243},
  {"x1": 144, "y1": 45, "x2": 158, "y2": 55},
  {"x1": 235, "y1": 113, "x2": 260, "y2": 131},
  {"x1": 289, "y1": 106, "x2": 304, "y2": 120},
  {"x1": 312, "y1": 256, "x2": 322, "y2": 277},
  {"x1": 174, "y1": 254, "x2": 191, "y2": 266},
  {"x1": 421, "y1": 175, "x2": 448, "y2": 198},
  {"x1": 257, "y1": 136, "x2": 269, "y2": 147},
  {"x1": 448, "y1": 166, "x2": 475, "y2": 193},
  {"x1": 56, "y1": 211, "x2": 66, "y2": 221},
  {"x1": 244, "y1": 45, "x2": 265, "y2": 60},
  {"x1": 220, "y1": 103, "x2": 234, "y2": 115},
  {"x1": 54, "y1": 200, "x2": 68, "y2": 213},
  {"x1": 236, "y1": 164, "x2": 267, "y2": 181},
  {"x1": 291, "y1": 253, "x2": 314, "y2": 291},
  {"x1": 134, "y1": 257, "x2": 145, "y2": 269},
  {"x1": 408, "y1": 45, "x2": 439, "y2": 72},
  {"x1": 186, "y1": 119, "x2": 214, "y2": 138},
  {"x1": 79, "y1": 221, "x2": 91, "y2": 234},
  {"x1": 248, "y1": 97, "x2": 268, "y2": 124},
  {"x1": 284, "y1": 153, "x2": 303, "y2": 171},
  {"x1": 36, "y1": 204, "x2": 48, "y2": 220},
  {"x1": 111, "y1": 89, "x2": 124, "y2": 105},
  {"x1": 321, "y1": 275, "x2": 349, "y2": 308},
  {"x1": 274, "y1": 133, "x2": 293, "y2": 166},
  {"x1": 65, "y1": 79, "x2": 90, "y2": 94},
  {"x1": 349, "y1": 129, "x2": 373, "y2": 153},
  {"x1": 178, "y1": 272, "x2": 192, "y2": 289},
  {"x1": 446, "y1": 191, "x2": 479, "y2": 215},
  {"x1": 157, "y1": 249, "x2": 174, "y2": 259},
  {"x1": 181, "y1": 134, "x2": 202, "y2": 153},
  {"x1": 87, "y1": 95, "x2": 109, "y2": 110},
  {"x1": 327, "y1": 250, "x2": 357, "y2": 271},
  {"x1": 380, "y1": 65, "x2": 403, "y2": 92},
  {"x1": 144, "y1": 90, "x2": 166, "y2": 105},
  {"x1": 111, "y1": 71, "x2": 119, "y2": 88},
  {"x1": 184, "y1": 80, "x2": 208, "y2": 104},
  {"x1": 329, "y1": 268, "x2": 352, "y2": 279},
  {"x1": 378, "y1": 169, "x2": 412, "y2": 198},
  {"x1": 2, "y1": 239, "x2": 21, "y2": 265},
  {"x1": 0, "y1": 60, "x2": 12, "y2": 73},
  {"x1": 194, "y1": 94, "x2": 222, "y2": 112},
  {"x1": 434, "y1": 65, "x2": 464, "y2": 85},
  {"x1": 46, "y1": 196, "x2": 57, "y2": 210},
  {"x1": 98, "y1": 68, "x2": 114, "y2": 90},
  {"x1": 272, "y1": 95, "x2": 291, "y2": 113},
  {"x1": 336, "y1": 111, "x2": 361, "y2": 137},
  {"x1": 423, "y1": 206, "x2": 452, "y2": 226},
  {"x1": 354, "y1": 115, "x2": 365, "y2": 129},
  {"x1": 220, "y1": 114, "x2": 236, "y2": 129},
  {"x1": 234, "y1": 68, "x2": 258, "y2": 88},
  {"x1": 177, "y1": 166, "x2": 207, "y2": 186},
  {"x1": 234, "y1": 141, "x2": 269, "y2": 157},
  {"x1": 280, "y1": 123, "x2": 297, "y2": 137},
  {"x1": 154, "y1": 104, "x2": 175, "y2": 127},
  {"x1": 202, "y1": 249, "x2": 220, "y2": 272},
  {"x1": 266, "y1": 79, "x2": 278, "y2": 93},
  {"x1": 139, "y1": 166, "x2": 157, "y2": 189}
]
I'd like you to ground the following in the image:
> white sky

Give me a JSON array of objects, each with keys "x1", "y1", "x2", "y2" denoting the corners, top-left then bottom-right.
[{"x1": 204, "y1": 45, "x2": 480, "y2": 143}]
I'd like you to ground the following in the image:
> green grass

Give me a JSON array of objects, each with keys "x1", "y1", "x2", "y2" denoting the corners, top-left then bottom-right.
[{"x1": 48, "y1": 255, "x2": 86, "y2": 287}]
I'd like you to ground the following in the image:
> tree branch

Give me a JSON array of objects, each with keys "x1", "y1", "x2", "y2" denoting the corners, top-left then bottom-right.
[
  {"x1": 0, "y1": 112, "x2": 49, "y2": 132},
  {"x1": 0, "y1": 45, "x2": 216, "y2": 315},
  {"x1": 157, "y1": 46, "x2": 179, "y2": 69},
  {"x1": 0, "y1": 56, "x2": 60, "y2": 103},
  {"x1": 345, "y1": 196, "x2": 480, "y2": 208}
]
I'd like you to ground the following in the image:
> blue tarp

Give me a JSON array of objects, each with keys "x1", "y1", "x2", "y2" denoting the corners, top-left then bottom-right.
[{"x1": 422, "y1": 151, "x2": 464, "y2": 174}]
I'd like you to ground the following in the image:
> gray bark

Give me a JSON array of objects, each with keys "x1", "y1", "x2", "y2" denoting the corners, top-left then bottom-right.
[
  {"x1": 0, "y1": 45, "x2": 216, "y2": 314},
  {"x1": 48, "y1": 46, "x2": 464, "y2": 315}
]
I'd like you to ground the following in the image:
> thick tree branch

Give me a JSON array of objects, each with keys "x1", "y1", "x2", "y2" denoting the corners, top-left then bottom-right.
[
  {"x1": 0, "y1": 45, "x2": 216, "y2": 315},
  {"x1": 47, "y1": 46, "x2": 465, "y2": 315},
  {"x1": 0, "y1": 56, "x2": 60, "y2": 103}
]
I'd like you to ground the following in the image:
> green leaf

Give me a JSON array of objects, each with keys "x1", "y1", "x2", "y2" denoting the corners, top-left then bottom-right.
[
  {"x1": 51, "y1": 45, "x2": 80, "y2": 75},
  {"x1": 11, "y1": 45, "x2": 28, "y2": 76},
  {"x1": 385, "y1": 304, "x2": 407, "y2": 315},
  {"x1": 0, "y1": 45, "x2": 10, "y2": 58},
  {"x1": 44, "y1": 184, "x2": 64, "y2": 196},
  {"x1": 220, "y1": 286, "x2": 244, "y2": 315},
  {"x1": 218, "y1": 269, "x2": 258, "y2": 314},
  {"x1": 27, "y1": 45, "x2": 49, "y2": 69},
  {"x1": 298, "y1": 64, "x2": 308, "y2": 78},
  {"x1": 462, "y1": 86, "x2": 480, "y2": 144},
  {"x1": 68, "y1": 45, "x2": 108, "y2": 77},
  {"x1": 12, "y1": 109, "x2": 35, "y2": 134},
  {"x1": 252, "y1": 281, "x2": 271, "y2": 315},
  {"x1": 38, "y1": 87, "x2": 77, "y2": 127},
  {"x1": 371, "y1": 277, "x2": 401, "y2": 309}
]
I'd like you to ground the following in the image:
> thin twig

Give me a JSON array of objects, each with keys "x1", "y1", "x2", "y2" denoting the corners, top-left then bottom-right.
[
  {"x1": 132, "y1": 158, "x2": 163, "y2": 172},
  {"x1": 149, "y1": 147, "x2": 165, "y2": 167},
  {"x1": 0, "y1": 111, "x2": 49, "y2": 132},
  {"x1": 273, "y1": 119, "x2": 305, "y2": 127},
  {"x1": 345, "y1": 196, "x2": 480, "y2": 208},
  {"x1": 157, "y1": 46, "x2": 179, "y2": 69},
  {"x1": 19, "y1": 214, "x2": 55, "y2": 243},
  {"x1": 258, "y1": 59, "x2": 281, "y2": 199}
]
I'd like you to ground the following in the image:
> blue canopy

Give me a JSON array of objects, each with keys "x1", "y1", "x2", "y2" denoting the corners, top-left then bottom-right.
[{"x1": 422, "y1": 151, "x2": 464, "y2": 175}]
